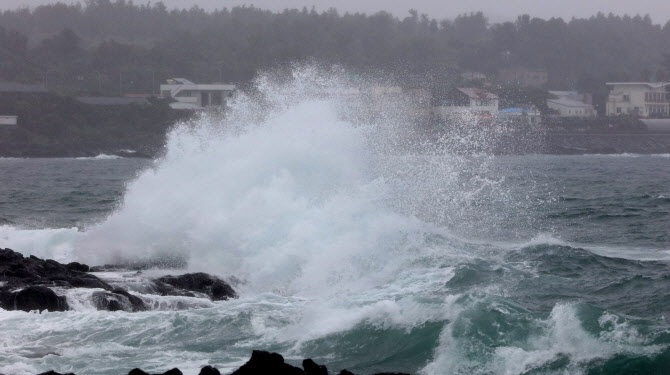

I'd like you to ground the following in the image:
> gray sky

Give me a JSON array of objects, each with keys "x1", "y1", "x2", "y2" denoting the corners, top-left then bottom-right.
[{"x1": 2, "y1": 0, "x2": 670, "y2": 24}]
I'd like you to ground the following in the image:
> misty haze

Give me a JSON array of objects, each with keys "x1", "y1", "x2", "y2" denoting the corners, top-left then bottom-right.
[{"x1": 0, "y1": 1, "x2": 669, "y2": 375}]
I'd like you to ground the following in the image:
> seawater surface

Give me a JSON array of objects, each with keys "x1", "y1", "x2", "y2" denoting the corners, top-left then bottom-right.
[{"x1": 1, "y1": 72, "x2": 669, "y2": 375}]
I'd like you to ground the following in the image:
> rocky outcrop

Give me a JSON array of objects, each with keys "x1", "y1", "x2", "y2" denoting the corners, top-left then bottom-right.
[
  {"x1": 128, "y1": 369, "x2": 183, "y2": 375},
  {"x1": 303, "y1": 359, "x2": 328, "y2": 375},
  {"x1": 92, "y1": 288, "x2": 147, "y2": 312},
  {"x1": 231, "y1": 351, "x2": 305, "y2": 375},
  {"x1": 0, "y1": 286, "x2": 69, "y2": 312},
  {"x1": 198, "y1": 366, "x2": 220, "y2": 375},
  {"x1": 0, "y1": 248, "x2": 111, "y2": 291},
  {"x1": 0, "y1": 248, "x2": 145, "y2": 312},
  {"x1": 153, "y1": 273, "x2": 237, "y2": 301},
  {"x1": 0, "y1": 248, "x2": 238, "y2": 313},
  {"x1": 40, "y1": 352, "x2": 412, "y2": 375}
]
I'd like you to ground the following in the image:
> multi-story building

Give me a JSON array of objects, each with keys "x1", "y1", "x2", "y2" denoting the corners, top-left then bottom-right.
[
  {"x1": 160, "y1": 78, "x2": 236, "y2": 110},
  {"x1": 606, "y1": 82, "x2": 670, "y2": 118},
  {"x1": 547, "y1": 91, "x2": 596, "y2": 118},
  {"x1": 431, "y1": 88, "x2": 499, "y2": 121}
]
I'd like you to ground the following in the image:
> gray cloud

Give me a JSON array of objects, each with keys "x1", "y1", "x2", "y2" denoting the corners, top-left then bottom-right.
[{"x1": 2, "y1": 0, "x2": 670, "y2": 23}]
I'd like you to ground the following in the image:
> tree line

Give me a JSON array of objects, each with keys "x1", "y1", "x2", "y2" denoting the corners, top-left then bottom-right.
[{"x1": 1, "y1": 0, "x2": 670, "y2": 95}]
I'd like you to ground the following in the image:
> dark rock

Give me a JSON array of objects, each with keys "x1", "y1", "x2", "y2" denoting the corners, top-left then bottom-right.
[
  {"x1": 37, "y1": 371, "x2": 75, "y2": 375},
  {"x1": 231, "y1": 350, "x2": 304, "y2": 375},
  {"x1": 128, "y1": 368, "x2": 182, "y2": 375},
  {"x1": 303, "y1": 359, "x2": 327, "y2": 375},
  {"x1": 92, "y1": 289, "x2": 146, "y2": 312},
  {"x1": 338, "y1": 371, "x2": 412, "y2": 375},
  {"x1": 112, "y1": 288, "x2": 146, "y2": 311},
  {"x1": 198, "y1": 366, "x2": 221, "y2": 375},
  {"x1": 154, "y1": 273, "x2": 237, "y2": 301},
  {"x1": 0, "y1": 248, "x2": 112, "y2": 291},
  {"x1": 66, "y1": 262, "x2": 90, "y2": 273},
  {"x1": 90, "y1": 257, "x2": 188, "y2": 272},
  {"x1": 0, "y1": 286, "x2": 68, "y2": 312}
]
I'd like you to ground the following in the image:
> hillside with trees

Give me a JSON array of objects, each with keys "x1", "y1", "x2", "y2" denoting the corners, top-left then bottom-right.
[{"x1": 1, "y1": 1, "x2": 669, "y2": 95}]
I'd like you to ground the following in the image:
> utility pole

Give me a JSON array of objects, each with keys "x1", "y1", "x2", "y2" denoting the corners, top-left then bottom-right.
[
  {"x1": 151, "y1": 70, "x2": 156, "y2": 96},
  {"x1": 44, "y1": 69, "x2": 56, "y2": 90},
  {"x1": 93, "y1": 71, "x2": 102, "y2": 93}
]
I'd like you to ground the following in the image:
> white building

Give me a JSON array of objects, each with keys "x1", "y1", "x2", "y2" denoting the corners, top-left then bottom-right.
[
  {"x1": 547, "y1": 94, "x2": 596, "y2": 118},
  {"x1": 0, "y1": 115, "x2": 17, "y2": 126},
  {"x1": 432, "y1": 88, "x2": 499, "y2": 120},
  {"x1": 606, "y1": 82, "x2": 670, "y2": 118},
  {"x1": 160, "y1": 78, "x2": 236, "y2": 110},
  {"x1": 498, "y1": 106, "x2": 542, "y2": 125}
]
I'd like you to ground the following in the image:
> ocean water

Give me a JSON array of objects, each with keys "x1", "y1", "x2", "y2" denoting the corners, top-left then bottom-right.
[{"x1": 1, "y1": 70, "x2": 669, "y2": 375}]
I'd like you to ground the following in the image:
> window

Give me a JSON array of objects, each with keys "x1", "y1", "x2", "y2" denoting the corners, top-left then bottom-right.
[
  {"x1": 616, "y1": 107, "x2": 621, "y2": 114},
  {"x1": 623, "y1": 94, "x2": 630, "y2": 102}
]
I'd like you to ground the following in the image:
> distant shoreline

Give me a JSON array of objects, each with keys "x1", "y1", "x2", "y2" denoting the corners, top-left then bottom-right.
[{"x1": 2, "y1": 131, "x2": 670, "y2": 158}]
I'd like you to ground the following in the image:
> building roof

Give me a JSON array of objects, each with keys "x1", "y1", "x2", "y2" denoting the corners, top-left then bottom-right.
[
  {"x1": 169, "y1": 102, "x2": 203, "y2": 110},
  {"x1": 606, "y1": 82, "x2": 670, "y2": 89},
  {"x1": 549, "y1": 90, "x2": 579, "y2": 97},
  {"x1": 457, "y1": 88, "x2": 499, "y2": 100},
  {"x1": 166, "y1": 78, "x2": 195, "y2": 85},
  {"x1": 76, "y1": 97, "x2": 149, "y2": 106},
  {"x1": 499, "y1": 107, "x2": 528, "y2": 113},
  {"x1": 499, "y1": 107, "x2": 541, "y2": 114},
  {"x1": 547, "y1": 98, "x2": 594, "y2": 108},
  {"x1": 0, "y1": 81, "x2": 47, "y2": 93}
]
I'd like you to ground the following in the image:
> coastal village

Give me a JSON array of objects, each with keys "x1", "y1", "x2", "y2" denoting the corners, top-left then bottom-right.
[
  {"x1": 1, "y1": 67, "x2": 669, "y2": 128},
  {"x1": 1, "y1": 66, "x2": 670, "y2": 156}
]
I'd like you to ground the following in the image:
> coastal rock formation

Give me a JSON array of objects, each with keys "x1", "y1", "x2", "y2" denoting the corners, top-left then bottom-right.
[
  {"x1": 0, "y1": 248, "x2": 237, "y2": 313},
  {"x1": 0, "y1": 286, "x2": 69, "y2": 312},
  {"x1": 303, "y1": 359, "x2": 328, "y2": 375},
  {"x1": 39, "y1": 352, "x2": 412, "y2": 375},
  {"x1": 128, "y1": 369, "x2": 183, "y2": 375},
  {"x1": 0, "y1": 248, "x2": 111, "y2": 290},
  {"x1": 231, "y1": 350, "x2": 304, "y2": 375},
  {"x1": 92, "y1": 288, "x2": 147, "y2": 312},
  {"x1": 198, "y1": 366, "x2": 220, "y2": 375},
  {"x1": 153, "y1": 273, "x2": 237, "y2": 301}
]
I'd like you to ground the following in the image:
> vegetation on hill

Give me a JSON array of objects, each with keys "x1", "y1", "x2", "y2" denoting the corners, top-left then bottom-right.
[{"x1": 0, "y1": 1, "x2": 669, "y2": 95}]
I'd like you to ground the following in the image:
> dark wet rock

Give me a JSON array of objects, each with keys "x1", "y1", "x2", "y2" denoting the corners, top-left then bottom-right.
[
  {"x1": 338, "y1": 371, "x2": 412, "y2": 375},
  {"x1": 0, "y1": 248, "x2": 150, "y2": 313},
  {"x1": 0, "y1": 286, "x2": 68, "y2": 312},
  {"x1": 0, "y1": 248, "x2": 235, "y2": 313},
  {"x1": 65, "y1": 262, "x2": 90, "y2": 273},
  {"x1": 231, "y1": 350, "x2": 305, "y2": 375},
  {"x1": 90, "y1": 256, "x2": 188, "y2": 272},
  {"x1": 37, "y1": 371, "x2": 76, "y2": 375},
  {"x1": 154, "y1": 273, "x2": 237, "y2": 301},
  {"x1": 92, "y1": 288, "x2": 146, "y2": 312},
  {"x1": 128, "y1": 369, "x2": 182, "y2": 375},
  {"x1": 303, "y1": 359, "x2": 328, "y2": 375},
  {"x1": 198, "y1": 365, "x2": 221, "y2": 375},
  {"x1": 0, "y1": 248, "x2": 111, "y2": 291}
]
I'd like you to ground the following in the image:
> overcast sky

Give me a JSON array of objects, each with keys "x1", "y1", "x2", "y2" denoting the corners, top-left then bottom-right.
[{"x1": 2, "y1": 0, "x2": 670, "y2": 24}]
